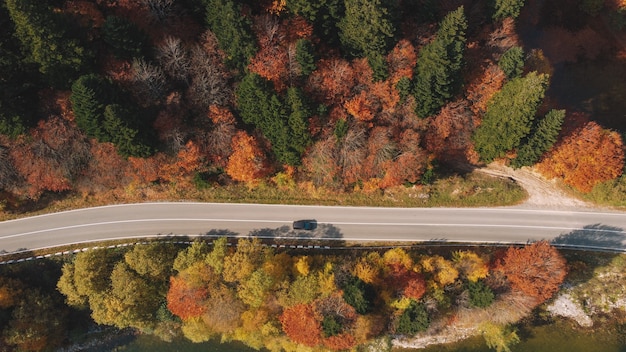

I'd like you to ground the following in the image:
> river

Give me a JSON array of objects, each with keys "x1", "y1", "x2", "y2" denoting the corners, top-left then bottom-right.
[{"x1": 110, "y1": 318, "x2": 625, "y2": 352}]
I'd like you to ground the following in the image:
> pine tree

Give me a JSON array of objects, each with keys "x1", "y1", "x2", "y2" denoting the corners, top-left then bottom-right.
[
  {"x1": 414, "y1": 7, "x2": 467, "y2": 118},
  {"x1": 499, "y1": 46, "x2": 524, "y2": 80},
  {"x1": 295, "y1": 39, "x2": 317, "y2": 76},
  {"x1": 338, "y1": 0, "x2": 395, "y2": 58},
  {"x1": 71, "y1": 75, "x2": 113, "y2": 140},
  {"x1": 205, "y1": 0, "x2": 257, "y2": 72},
  {"x1": 5, "y1": 0, "x2": 91, "y2": 87},
  {"x1": 236, "y1": 74, "x2": 312, "y2": 165},
  {"x1": 102, "y1": 16, "x2": 149, "y2": 60},
  {"x1": 472, "y1": 72, "x2": 549, "y2": 162},
  {"x1": 103, "y1": 104, "x2": 152, "y2": 158},
  {"x1": 511, "y1": 109, "x2": 564, "y2": 168},
  {"x1": 492, "y1": 0, "x2": 526, "y2": 21}
]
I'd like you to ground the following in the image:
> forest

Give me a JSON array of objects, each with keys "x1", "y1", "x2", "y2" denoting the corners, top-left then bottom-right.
[
  {"x1": 1, "y1": 0, "x2": 625, "y2": 209},
  {"x1": 0, "y1": 238, "x2": 572, "y2": 351},
  {"x1": 1, "y1": 0, "x2": 626, "y2": 349}
]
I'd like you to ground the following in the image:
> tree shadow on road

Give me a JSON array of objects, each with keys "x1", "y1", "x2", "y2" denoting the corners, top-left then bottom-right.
[
  {"x1": 550, "y1": 223, "x2": 625, "y2": 284},
  {"x1": 551, "y1": 223, "x2": 626, "y2": 251}
]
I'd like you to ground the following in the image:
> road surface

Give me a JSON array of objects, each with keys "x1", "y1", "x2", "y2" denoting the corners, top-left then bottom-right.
[{"x1": 1, "y1": 202, "x2": 626, "y2": 254}]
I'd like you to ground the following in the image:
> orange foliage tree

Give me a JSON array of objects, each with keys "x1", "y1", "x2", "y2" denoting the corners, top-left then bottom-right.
[
  {"x1": 387, "y1": 39, "x2": 417, "y2": 83},
  {"x1": 279, "y1": 303, "x2": 322, "y2": 347},
  {"x1": 225, "y1": 131, "x2": 268, "y2": 182},
  {"x1": 537, "y1": 121, "x2": 624, "y2": 192},
  {"x1": 344, "y1": 91, "x2": 374, "y2": 122},
  {"x1": 465, "y1": 64, "x2": 506, "y2": 117},
  {"x1": 160, "y1": 140, "x2": 203, "y2": 183},
  {"x1": 495, "y1": 241, "x2": 567, "y2": 304}
]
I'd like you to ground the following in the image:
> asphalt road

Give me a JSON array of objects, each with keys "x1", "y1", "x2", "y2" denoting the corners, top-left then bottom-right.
[{"x1": 1, "y1": 202, "x2": 626, "y2": 254}]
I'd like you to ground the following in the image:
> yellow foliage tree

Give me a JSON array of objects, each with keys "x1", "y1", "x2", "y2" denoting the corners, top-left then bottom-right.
[
  {"x1": 382, "y1": 248, "x2": 413, "y2": 269},
  {"x1": 420, "y1": 255, "x2": 459, "y2": 287},
  {"x1": 452, "y1": 250, "x2": 489, "y2": 282},
  {"x1": 293, "y1": 256, "x2": 312, "y2": 277}
]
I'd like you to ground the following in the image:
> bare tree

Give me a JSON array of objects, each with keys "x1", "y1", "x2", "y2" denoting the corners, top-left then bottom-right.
[
  {"x1": 157, "y1": 36, "x2": 190, "y2": 83},
  {"x1": 186, "y1": 45, "x2": 231, "y2": 111},
  {"x1": 339, "y1": 124, "x2": 367, "y2": 184},
  {"x1": 142, "y1": 0, "x2": 175, "y2": 22},
  {"x1": 131, "y1": 58, "x2": 168, "y2": 105},
  {"x1": 0, "y1": 144, "x2": 20, "y2": 191}
]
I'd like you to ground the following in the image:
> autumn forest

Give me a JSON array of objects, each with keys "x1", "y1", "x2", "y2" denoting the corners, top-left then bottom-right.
[
  {"x1": 1, "y1": 0, "x2": 626, "y2": 351},
  {"x1": 1, "y1": 0, "x2": 625, "y2": 205}
]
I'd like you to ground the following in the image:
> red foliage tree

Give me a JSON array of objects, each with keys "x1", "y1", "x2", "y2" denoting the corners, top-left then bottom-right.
[
  {"x1": 166, "y1": 276, "x2": 208, "y2": 320},
  {"x1": 79, "y1": 141, "x2": 129, "y2": 192},
  {"x1": 385, "y1": 263, "x2": 426, "y2": 300},
  {"x1": 537, "y1": 121, "x2": 624, "y2": 192},
  {"x1": 425, "y1": 100, "x2": 479, "y2": 163},
  {"x1": 379, "y1": 130, "x2": 427, "y2": 188},
  {"x1": 10, "y1": 117, "x2": 90, "y2": 198},
  {"x1": 160, "y1": 140, "x2": 203, "y2": 182},
  {"x1": 280, "y1": 304, "x2": 322, "y2": 347},
  {"x1": 495, "y1": 241, "x2": 567, "y2": 304},
  {"x1": 307, "y1": 58, "x2": 355, "y2": 105}
]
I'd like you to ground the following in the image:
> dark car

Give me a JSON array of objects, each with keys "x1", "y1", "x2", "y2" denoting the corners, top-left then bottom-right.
[{"x1": 292, "y1": 219, "x2": 317, "y2": 230}]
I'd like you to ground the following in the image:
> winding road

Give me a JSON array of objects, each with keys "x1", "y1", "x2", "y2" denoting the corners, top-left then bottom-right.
[{"x1": 1, "y1": 202, "x2": 626, "y2": 254}]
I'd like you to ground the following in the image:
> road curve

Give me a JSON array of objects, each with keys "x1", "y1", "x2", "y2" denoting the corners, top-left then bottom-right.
[{"x1": 1, "y1": 202, "x2": 626, "y2": 254}]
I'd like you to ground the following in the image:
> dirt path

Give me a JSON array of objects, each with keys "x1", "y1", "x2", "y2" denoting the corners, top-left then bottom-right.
[{"x1": 476, "y1": 162, "x2": 596, "y2": 210}]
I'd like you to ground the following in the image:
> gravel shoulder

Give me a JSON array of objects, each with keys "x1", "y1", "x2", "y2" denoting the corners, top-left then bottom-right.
[{"x1": 476, "y1": 162, "x2": 597, "y2": 210}]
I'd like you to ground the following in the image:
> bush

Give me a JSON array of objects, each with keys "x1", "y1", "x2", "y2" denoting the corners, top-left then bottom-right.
[
  {"x1": 342, "y1": 277, "x2": 376, "y2": 314},
  {"x1": 468, "y1": 280, "x2": 495, "y2": 308},
  {"x1": 396, "y1": 300, "x2": 429, "y2": 335}
]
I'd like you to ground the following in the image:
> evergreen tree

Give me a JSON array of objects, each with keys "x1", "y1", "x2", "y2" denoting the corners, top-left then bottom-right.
[
  {"x1": 414, "y1": 7, "x2": 467, "y2": 118},
  {"x1": 0, "y1": 5, "x2": 37, "y2": 137},
  {"x1": 467, "y1": 280, "x2": 495, "y2": 308},
  {"x1": 285, "y1": 87, "x2": 313, "y2": 157},
  {"x1": 492, "y1": 0, "x2": 526, "y2": 21},
  {"x1": 396, "y1": 300, "x2": 430, "y2": 335},
  {"x1": 205, "y1": 0, "x2": 257, "y2": 72},
  {"x1": 102, "y1": 16, "x2": 149, "y2": 60},
  {"x1": 103, "y1": 104, "x2": 152, "y2": 158},
  {"x1": 286, "y1": 0, "x2": 344, "y2": 47},
  {"x1": 70, "y1": 74, "x2": 114, "y2": 141},
  {"x1": 511, "y1": 109, "x2": 565, "y2": 168},
  {"x1": 472, "y1": 72, "x2": 549, "y2": 162},
  {"x1": 499, "y1": 46, "x2": 524, "y2": 80},
  {"x1": 295, "y1": 39, "x2": 317, "y2": 76},
  {"x1": 338, "y1": 0, "x2": 396, "y2": 58},
  {"x1": 236, "y1": 74, "x2": 312, "y2": 166},
  {"x1": 5, "y1": 0, "x2": 91, "y2": 88}
]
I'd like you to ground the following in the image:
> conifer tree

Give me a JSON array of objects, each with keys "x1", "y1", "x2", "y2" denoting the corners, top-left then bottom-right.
[
  {"x1": 205, "y1": 0, "x2": 257, "y2": 72},
  {"x1": 414, "y1": 7, "x2": 467, "y2": 118},
  {"x1": 295, "y1": 39, "x2": 317, "y2": 76},
  {"x1": 472, "y1": 72, "x2": 549, "y2": 162},
  {"x1": 70, "y1": 75, "x2": 113, "y2": 140},
  {"x1": 511, "y1": 109, "x2": 565, "y2": 168},
  {"x1": 5, "y1": 0, "x2": 91, "y2": 87},
  {"x1": 499, "y1": 46, "x2": 524, "y2": 80}
]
